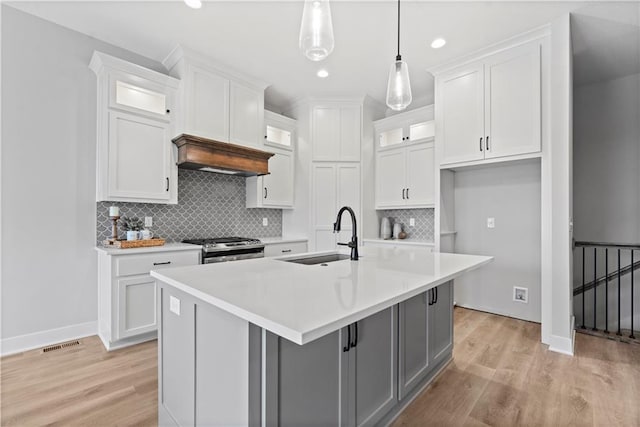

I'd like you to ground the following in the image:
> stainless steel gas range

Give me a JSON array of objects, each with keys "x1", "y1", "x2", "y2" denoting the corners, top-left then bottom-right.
[{"x1": 183, "y1": 237, "x2": 265, "y2": 264}]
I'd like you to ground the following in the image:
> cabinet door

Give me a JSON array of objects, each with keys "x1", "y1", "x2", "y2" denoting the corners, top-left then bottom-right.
[
  {"x1": 108, "y1": 111, "x2": 171, "y2": 201},
  {"x1": 484, "y1": 42, "x2": 541, "y2": 159},
  {"x1": 117, "y1": 276, "x2": 157, "y2": 339},
  {"x1": 398, "y1": 292, "x2": 429, "y2": 400},
  {"x1": 336, "y1": 164, "x2": 361, "y2": 233},
  {"x1": 312, "y1": 164, "x2": 338, "y2": 251},
  {"x1": 186, "y1": 65, "x2": 229, "y2": 142},
  {"x1": 340, "y1": 105, "x2": 361, "y2": 161},
  {"x1": 376, "y1": 149, "x2": 405, "y2": 208},
  {"x1": 439, "y1": 64, "x2": 485, "y2": 165},
  {"x1": 405, "y1": 143, "x2": 435, "y2": 207},
  {"x1": 265, "y1": 329, "x2": 350, "y2": 427},
  {"x1": 352, "y1": 307, "x2": 398, "y2": 427},
  {"x1": 263, "y1": 149, "x2": 294, "y2": 207},
  {"x1": 429, "y1": 282, "x2": 453, "y2": 367},
  {"x1": 229, "y1": 82, "x2": 262, "y2": 148},
  {"x1": 313, "y1": 107, "x2": 341, "y2": 161}
]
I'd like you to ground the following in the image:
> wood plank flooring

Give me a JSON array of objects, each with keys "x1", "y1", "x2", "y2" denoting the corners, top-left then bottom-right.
[{"x1": 1, "y1": 308, "x2": 639, "y2": 426}]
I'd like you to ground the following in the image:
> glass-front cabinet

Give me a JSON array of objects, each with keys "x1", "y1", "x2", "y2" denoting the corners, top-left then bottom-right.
[{"x1": 376, "y1": 105, "x2": 435, "y2": 149}]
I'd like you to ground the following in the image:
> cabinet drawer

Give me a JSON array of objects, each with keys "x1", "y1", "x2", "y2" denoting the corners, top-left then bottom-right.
[
  {"x1": 115, "y1": 251, "x2": 200, "y2": 277},
  {"x1": 264, "y1": 242, "x2": 307, "y2": 258}
]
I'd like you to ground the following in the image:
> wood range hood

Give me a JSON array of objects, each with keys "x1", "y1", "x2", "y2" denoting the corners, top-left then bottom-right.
[{"x1": 173, "y1": 134, "x2": 274, "y2": 177}]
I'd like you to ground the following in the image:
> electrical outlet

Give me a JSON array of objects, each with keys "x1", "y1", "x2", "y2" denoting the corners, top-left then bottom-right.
[
  {"x1": 144, "y1": 216, "x2": 153, "y2": 227},
  {"x1": 513, "y1": 287, "x2": 528, "y2": 303},
  {"x1": 487, "y1": 217, "x2": 495, "y2": 229},
  {"x1": 169, "y1": 295, "x2": 181, "y2": 315},
  {"x1": 409, "y1": 218, "x2": 415, "y2": 227},
  {"x1": 263, "y1": 217, "x2": 268, "y2": 226}
]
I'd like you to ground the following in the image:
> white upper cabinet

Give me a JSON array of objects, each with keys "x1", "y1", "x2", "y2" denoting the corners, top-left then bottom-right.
[
  {"x1": 435, "y1": 37, "x2": 544, "y2": 167},
  {"x1": 312, "y1": 104, "x2": 361, "y2": 161},
  {"x1": 90, "y1": 51, "x2": 180, "y2": 204},
  {"x1": 374, "y1": 105, "x2": 435, "y2": 209},
  {"x1": 375, "y1": 142, "x2": 435, "y2": 209},
  {"x1": 375, "y1": 105, "x2": 435, "y2": 149},
  {"x1": 163, "y1": 46, "x2": 268, "y2": 150},
  {"x1": 246, "y1": 111, "x2": 296, "y2": 209}
]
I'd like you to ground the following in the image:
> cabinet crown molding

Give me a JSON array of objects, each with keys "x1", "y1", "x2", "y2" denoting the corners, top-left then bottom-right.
[
  {"x1": 427, "y1": 24, "x2": 550, "y2": 76},
  {"x1": 162, "y1": 44, "x2": 270, "y2": 91},
  {"x1": 89, "y1": 51, "x2": 179, "y2": 88}
]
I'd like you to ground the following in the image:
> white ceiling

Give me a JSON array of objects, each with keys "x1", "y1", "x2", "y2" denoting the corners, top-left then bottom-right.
[
  {"x1": 571, "y1": 2, "x2": 640, "y2": 86},
  {"x1": 9, "y1": 1, "x2": 596, "y2": 111}
]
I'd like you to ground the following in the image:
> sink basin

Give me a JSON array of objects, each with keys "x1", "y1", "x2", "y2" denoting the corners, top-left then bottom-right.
[{"x1": 280, "y1": 253, "x2": 351, "y2": 265}]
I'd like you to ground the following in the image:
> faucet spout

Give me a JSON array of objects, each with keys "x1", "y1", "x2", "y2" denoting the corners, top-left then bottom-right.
[{"x1": 333, "y1": 206, "x2": 359, "y2": 261}]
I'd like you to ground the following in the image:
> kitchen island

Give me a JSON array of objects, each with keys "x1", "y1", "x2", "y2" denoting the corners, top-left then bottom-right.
[{"x1": 151, "y1": 246, "x2": 492, "y2": 427}]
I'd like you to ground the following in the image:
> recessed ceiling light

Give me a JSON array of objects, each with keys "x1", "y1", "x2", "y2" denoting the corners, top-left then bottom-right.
[
  {"x1": 317, "y1": 69, "x2": 329, "y2": 78},
  {"x1": 184, "y1": 0, "x2": 202, "y2": 9},
  {"x1": 431, "y1": 38, "x2": 446, "y2": 49}
]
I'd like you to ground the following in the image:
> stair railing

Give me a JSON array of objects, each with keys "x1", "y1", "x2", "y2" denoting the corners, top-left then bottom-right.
[{"x1": 574, "y1": 240, "x2": 639, "y2": 338}]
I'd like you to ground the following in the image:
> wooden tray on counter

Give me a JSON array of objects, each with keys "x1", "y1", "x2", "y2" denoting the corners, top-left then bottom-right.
[{"x1": 103, "y1": 238, "x2": 166, "y2": 249}]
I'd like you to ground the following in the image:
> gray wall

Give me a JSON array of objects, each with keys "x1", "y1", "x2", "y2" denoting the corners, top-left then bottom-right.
[
  {"x1": 453, "y1": 160, "x2": 542, "y2": 323},
  {"x1": 573, "y1": 73, "x2": 640, "y2": 331},
  {"x1": 97, "y1": 169, "x2": 282, "y2": 243}
]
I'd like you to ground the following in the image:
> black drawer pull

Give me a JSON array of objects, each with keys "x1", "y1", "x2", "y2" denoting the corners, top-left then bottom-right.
[
  {"x1": 153, "y1": 261, "x2": 171, "y2": 266},
  {"x1": 281, "y1": 249, "x2": 292, "y2": 253},
  {"x1": 343, "y1": 325, "x2": 351, "y2": 352}
]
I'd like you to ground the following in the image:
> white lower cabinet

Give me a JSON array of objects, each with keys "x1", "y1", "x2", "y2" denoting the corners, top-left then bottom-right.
[
  {"x1": 97, "y1": 247, "x2": 200, "y2": 350},
  {"x1": 263, "y1": 241, "x2": 307, "y2": 257}
]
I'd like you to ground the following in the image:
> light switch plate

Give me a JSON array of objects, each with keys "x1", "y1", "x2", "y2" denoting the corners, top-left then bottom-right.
[
  {"x1": 409, "y1": 218, "x2": 415, "y2": 227},
  {"x1": 263, "y1": 217, "x2": 268, "y2": 226},
  {"x1": 487, "y1": 217, "x2": 495, "y2": 229},
  {"x1": 144, "y1": 216, "x2": 153, "y2": 227},
  {"x1": 169, "y1": 295, "x2": 181, "y2": 315}
]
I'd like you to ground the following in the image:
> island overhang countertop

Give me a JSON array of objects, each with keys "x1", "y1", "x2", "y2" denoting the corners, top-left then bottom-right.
[{"x1": 150, "y1": 246, "x2": 492, "y2": 345}]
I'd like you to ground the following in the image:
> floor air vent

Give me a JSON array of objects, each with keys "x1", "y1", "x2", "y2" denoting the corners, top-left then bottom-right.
[{"x1": 42, "y1": 340, "x2": 80, "y2": 353}]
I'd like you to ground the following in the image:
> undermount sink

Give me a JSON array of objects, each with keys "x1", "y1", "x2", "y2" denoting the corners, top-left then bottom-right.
[{"x1": 279, "y1": 253, "x2": 351, "y2": 265}]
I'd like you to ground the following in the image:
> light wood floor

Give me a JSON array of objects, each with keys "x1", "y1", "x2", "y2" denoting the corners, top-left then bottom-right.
[{"x1": 2, "y1": 308, "x2": 639, "y2": 426}]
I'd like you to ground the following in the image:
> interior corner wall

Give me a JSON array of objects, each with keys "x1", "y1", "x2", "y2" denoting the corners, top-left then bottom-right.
[
  {"x1": 453, "y1": 161, "x2": 542, "y2": 323},
  {"x1": 1, "y1": 6, "x2": 166, "y2": 352},
  {"x1": 573, "y1": 73, "x2": 640, "y2": 244}
]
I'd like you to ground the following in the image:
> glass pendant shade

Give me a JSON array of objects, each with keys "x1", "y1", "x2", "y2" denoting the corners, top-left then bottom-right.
[
  {"x1": 386, "y1": 59, "x2": 412, "y2": 111},
  {"x1": 299, "y1": 0, "x2": 335, "y2": 61}
]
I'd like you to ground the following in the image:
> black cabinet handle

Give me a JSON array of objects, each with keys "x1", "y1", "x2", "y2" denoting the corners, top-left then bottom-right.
[
  {"x1": 264, "y1": 187, "x2": 268, "y2": 199},
  {"x1": 479, "y1": 137, "x2": 483, "y2": 151},
  {"x1": 351, "y1": 323, "x2": 358, "y2": 348},
  {"x1": 402, "y1": 188, "x2": 406, "y2": 200},
  {"x1": 166, "y1": 109, "x2": 171, "y2": 114},
  {"x1": 281, "y1": 249, "x2": 292, "y2": 253},
  {"x1": 406, "y1": 188, "x2": 409, "y2": 199},
  {"x1": 428, "y1": 289, "x2": 433, "y2": 306},
  {"x1": 153, "y1": 261, "x2": 171, "y2": 266},
  {"x1": 166, "y1": 177, "x2": 170, "y2": 192},
  {"x1": 343, "y1": 325, "x2": 351, "y2": 352},
  {"x1": 435, "y1": 287, "x2": 438, "y2": 304},
  {"x1": 486, "y1": 136, "x2": 490, "y2": 151}
]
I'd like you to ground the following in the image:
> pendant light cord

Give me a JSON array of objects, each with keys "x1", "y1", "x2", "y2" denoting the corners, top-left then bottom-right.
[{"x1": 396, "y1": 0, "x2": 401, "y2": 61}]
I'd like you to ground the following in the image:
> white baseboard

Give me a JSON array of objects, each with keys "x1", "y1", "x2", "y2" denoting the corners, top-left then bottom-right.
[
  {"x1": 455, "y1": 302, "x2": 541, "y2": 323},
  {"x1": 548, "y1": 316, "x2": 575, "y2": 356},
  {"x1": 1, "y1": 321, "x2": 97, "y2": 357}
]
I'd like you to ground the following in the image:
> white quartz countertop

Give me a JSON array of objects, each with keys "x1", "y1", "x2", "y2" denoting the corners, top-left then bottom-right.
[
  {"x1": 363, "y1": 238, "x2": 435, "y2": 247},
  {"x1": 95, "y1": 242, "x2": 201, "y2": 255},
  {"x1": 260, "y1": 237, "x2": 308, "y2": 245},
  {"x1": 150, "y1": 246, "x2": 492, "y2": 345}
]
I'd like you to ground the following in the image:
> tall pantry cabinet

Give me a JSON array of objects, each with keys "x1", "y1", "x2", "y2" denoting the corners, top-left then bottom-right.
[{"x1": 282, "y1": 98, "x2": 384, "y2": 251}]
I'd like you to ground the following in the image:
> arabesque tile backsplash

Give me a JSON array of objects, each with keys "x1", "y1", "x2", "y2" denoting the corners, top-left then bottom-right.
[
  {"x1": 96, "y1": 169, "x2": 282, "y2": 243},
  {"x1": 376, "y1": 208, "x2": 434, "y2": 241}
]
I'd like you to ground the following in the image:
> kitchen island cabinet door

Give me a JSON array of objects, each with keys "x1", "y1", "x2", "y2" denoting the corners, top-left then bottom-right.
[
  {"x1": 398, "y1": 292, "x2": 430, "y2": 400},
  {"x1": 352, "y1": 306, "x2": 398, "y2": 427},
  {"x1": 429, "y1": 282, "x2": 453, "y2": 367},
  {"x1": 264, "y1": 329, "x2": 350, "y2": 427}
]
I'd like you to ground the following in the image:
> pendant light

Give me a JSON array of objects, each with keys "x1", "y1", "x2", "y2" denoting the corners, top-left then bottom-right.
[
  {"x1": 299, "y1": 0, "x2": 335, "y2": 61},
  {"x1": 386, "y1": 0, "x2": 412, "y2": 111}
]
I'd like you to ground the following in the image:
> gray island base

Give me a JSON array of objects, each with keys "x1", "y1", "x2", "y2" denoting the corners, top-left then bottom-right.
[{"x1": 151, "y1": 247, "x2": 492, "y2": 426}]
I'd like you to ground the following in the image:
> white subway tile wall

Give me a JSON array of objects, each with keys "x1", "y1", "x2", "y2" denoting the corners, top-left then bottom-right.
[{"x1": 96, "y1": 169, "x2": 282, "y2": 243}]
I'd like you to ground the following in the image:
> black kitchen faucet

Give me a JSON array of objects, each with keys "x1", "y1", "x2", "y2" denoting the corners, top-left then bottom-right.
[{"x1": 333, "y1": 206, "x2": 359, "y2": 261}]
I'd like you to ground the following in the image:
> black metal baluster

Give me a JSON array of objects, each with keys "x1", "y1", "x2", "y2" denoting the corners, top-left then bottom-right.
[
  {"x1": 582, "y1": 247, "x2": 586, "y2": 329},
  {"x1": 605, "y1": 248, "x2": 609, "y2": 334},
  {"x1": 617, "y1": 249, "x2": 622, "y2": 336},
  {"x1": 631, "y1": 250, "x2": 635, "y2": 339},
  {"x1": 593, "y1": 247, "x2": 597, "y2": 331}
]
